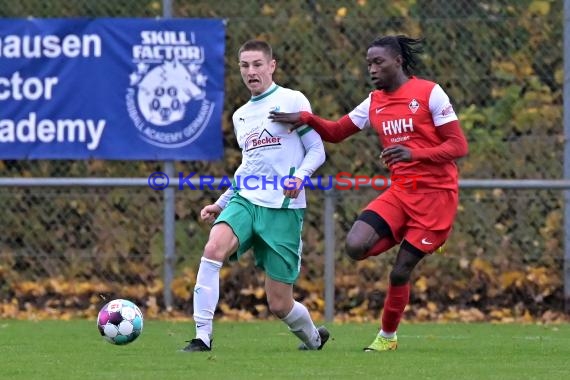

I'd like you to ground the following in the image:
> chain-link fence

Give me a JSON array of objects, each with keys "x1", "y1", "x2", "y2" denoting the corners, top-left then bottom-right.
[{"x1": 0, "y1": 0, "x2": 565, "y2": 321}]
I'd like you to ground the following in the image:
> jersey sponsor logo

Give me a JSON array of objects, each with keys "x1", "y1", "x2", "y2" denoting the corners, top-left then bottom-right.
[
  {"x1": 381, "y1": 118, "x2": 414, "y2": 136},
  {"x1": 244, "y1": 129, "x2": 282, "y2": 151},
  {"x1": 409, "y1": 98, "x2": 420, "y2": 113},
  {"x1": 375, "y1": 106, "x2": 386, "y2": 114},
  {"x1": 126, "y1": 30, "x2": 215, "y2": 148},
  {"x1": 390, "y1": 136, "x2": 410, "y2": 143},
  {"x1": 441, "y1": 103, "x2": 455, "y2": 116}
]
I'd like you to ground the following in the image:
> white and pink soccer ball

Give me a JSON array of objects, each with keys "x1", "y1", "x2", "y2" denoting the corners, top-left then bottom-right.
[{"x1": 97, "y1": 299, "x2": 143, "y2": 345}]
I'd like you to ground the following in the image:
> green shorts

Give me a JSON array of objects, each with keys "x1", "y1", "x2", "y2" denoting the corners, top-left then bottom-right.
[{"x1": 214, "y1": 194, "x2": 305, "y2": 284}]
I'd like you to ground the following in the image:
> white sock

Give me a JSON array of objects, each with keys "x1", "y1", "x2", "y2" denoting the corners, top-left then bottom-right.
[
  {"x1": 281, "y1": 301, "x2": 321, "y2": 349},
  {"x1": 380, "y1": 329, "x2": 396, "y2": 339},
  {"x1": 193, "y1": 257, "x2": 223, "y2": 347}
]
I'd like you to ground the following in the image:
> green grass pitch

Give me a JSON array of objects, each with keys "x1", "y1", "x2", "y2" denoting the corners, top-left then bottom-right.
[{"x1": 1, "y1": 320, "x2": 568, "y2": 379}]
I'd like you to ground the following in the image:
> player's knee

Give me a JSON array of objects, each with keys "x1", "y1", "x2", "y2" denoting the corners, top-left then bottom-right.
[
  {"x1": 389, "y1": 267, "x2": 411, "y2": 286},
  {"x1": 267, "y1": 298, "x2": 289, "y2": 318},
  {"x1": 203, "y1": 239, "x2": 226, "y2": 262},
  {"x1": 345, "y1": 234, "x2": 367, "y2": 261}
]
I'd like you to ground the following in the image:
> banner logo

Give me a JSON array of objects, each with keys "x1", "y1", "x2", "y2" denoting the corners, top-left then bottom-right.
[
  {"x1": 126, "y1": 30, "x2": 215, "y2": 148},
  {"x1": 0, "y1": 18, "x2": 224, "y2": 159}
]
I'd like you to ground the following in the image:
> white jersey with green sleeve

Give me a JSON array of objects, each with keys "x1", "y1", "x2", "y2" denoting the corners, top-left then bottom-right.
[{"x1": 215, "y1": 83, "x2": 325, "y2": 209}]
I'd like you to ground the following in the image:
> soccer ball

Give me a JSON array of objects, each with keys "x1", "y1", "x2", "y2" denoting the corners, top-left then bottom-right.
[{"x1": 97, "y1": 299, "x2": 143, "y2": 345}]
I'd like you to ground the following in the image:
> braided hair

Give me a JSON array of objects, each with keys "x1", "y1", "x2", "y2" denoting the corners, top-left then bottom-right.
[{"x1": 368, "y1": 35, "x2": 423, "y2": 75}]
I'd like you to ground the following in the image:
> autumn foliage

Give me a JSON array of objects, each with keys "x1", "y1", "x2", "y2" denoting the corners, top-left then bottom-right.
[{"x1": 0, "y1": 0, "x2": 567, "y2": 322}]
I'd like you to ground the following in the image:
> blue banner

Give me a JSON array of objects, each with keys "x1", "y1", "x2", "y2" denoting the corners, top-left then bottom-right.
[{"x1": 0, "y1": 18, "x2": 225, "y2": 160}]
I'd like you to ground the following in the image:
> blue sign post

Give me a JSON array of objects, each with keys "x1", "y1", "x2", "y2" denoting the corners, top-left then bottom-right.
[{"x1": 0, "y1": 18, "x2": 225, "y2": 160}]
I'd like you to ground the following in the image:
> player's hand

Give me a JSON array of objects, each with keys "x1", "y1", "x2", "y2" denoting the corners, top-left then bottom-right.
[
  {"x1": 268, "y1": 111, "x2": 305, "y2": 131},
  {"x1": 200, "y1": 204, "x2": 222, "y2": 224},
  {"x1": 381, "y1": 145, "x2": 413, "y2": 167},
  {"x1": 283, "y1": 177, "x2": 303, "y2": 199}
]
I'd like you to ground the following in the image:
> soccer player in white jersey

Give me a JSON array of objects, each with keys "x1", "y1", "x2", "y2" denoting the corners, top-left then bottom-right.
[{"x1": 182, "y1": 40, "x2": 329, "y2": 352}]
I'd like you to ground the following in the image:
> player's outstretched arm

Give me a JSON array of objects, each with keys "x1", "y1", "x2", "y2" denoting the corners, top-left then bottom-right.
[
  {"x1": 267, "y1": 111, "x2": 306, "y2": 129},
  {"x1": 269, "y1": 111, "x2": 361, "y2": 143}
]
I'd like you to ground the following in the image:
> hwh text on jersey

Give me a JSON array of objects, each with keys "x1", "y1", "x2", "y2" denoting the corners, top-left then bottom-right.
[{"x1": 382, "y1": 118, "x2": 413, "y2": 135}]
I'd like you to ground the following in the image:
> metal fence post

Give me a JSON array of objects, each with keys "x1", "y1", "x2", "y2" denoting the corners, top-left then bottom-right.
[
  {"x1": 562, "y1": 0, "x2": 570, "y2": 312},
  {"x1": 162, "y1": 0, "x2": 172, "y2": 18},
  {"x1": 161, "y1": 0, "x2": 175, "y2": 312},
  {"x1": 163, "y1": 161, "x2": 176, "y2": 310},
  {"x1": 323, "y1": 188, "x2": 336, "y2": 322}
]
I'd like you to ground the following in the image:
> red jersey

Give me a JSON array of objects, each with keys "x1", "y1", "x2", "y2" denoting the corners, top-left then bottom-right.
[{"x1": 348, "y1": 77, "x2": 460, "y2": 193}]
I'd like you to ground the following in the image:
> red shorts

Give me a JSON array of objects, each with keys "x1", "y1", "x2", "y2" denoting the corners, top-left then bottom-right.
[{"x1": 363, "y1": 189, "x2": 458, "y2": 254}]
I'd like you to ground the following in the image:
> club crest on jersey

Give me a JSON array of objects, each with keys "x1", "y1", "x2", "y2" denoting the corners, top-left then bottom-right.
[
  {"x1": 125, "y1": 30, "x2": 215, "y2": 148},
  {"x1": 409, "y1": 98, "x2": 420, "y2": 114},
  {"x1": 244, "y1": 129, "x2": 282, "y2": 151}
]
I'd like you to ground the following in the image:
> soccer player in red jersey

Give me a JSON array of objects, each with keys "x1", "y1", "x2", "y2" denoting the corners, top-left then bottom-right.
[{"x1": 269, "y1": 35, "x2": 468, "y2": 352}]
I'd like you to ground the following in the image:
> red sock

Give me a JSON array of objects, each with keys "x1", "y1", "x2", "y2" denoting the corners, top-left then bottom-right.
[
  {"x1": 381, "y1": 283, "x2": 410, "y2": 333},
  {"x1": 363, "y1": 236, "x2": 397, "y2": 258}
]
